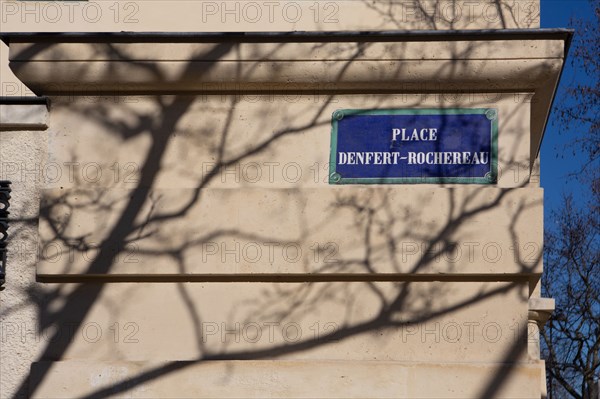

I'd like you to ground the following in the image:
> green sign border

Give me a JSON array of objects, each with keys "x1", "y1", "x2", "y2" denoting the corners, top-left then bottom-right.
[{"x1": 328, "y1": 108, "x2": 498, "y2": 185}]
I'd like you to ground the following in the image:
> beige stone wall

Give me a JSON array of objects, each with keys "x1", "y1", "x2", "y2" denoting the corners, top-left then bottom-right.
[
  {"x1": 34, "y1": 94, "x2": 542, "y2": 281},
  {"x1": 31, "y1": 360, "x2": 544, "y2": 398},
  {"x1": 0, "y1": 0, "x2": 540, "y2": 34},
  {"x1": 0, "y1": 4, "x2": 566, "y2": 397},
  {"x1": 2, "y1": 90, "x2": 543, "y2": 397}
]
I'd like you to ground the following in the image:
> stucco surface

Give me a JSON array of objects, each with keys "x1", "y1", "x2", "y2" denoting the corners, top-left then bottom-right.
[{"x1": 0, "y1": 129, "x2": 46, "y2": 399}]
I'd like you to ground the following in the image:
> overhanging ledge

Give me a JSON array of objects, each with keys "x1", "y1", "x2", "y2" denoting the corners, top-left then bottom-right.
[
  {"x1": 0, "y1": 29, "x2": 572, "y2": 94},
  {"x1": 1, "y1": 29, "x2": 572, "y2": 160}
]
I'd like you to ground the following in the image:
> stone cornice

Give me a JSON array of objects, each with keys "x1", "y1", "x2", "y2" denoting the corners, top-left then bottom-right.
[{"x1": 1, "y1": 29, "x2": 572, "y2": 160}]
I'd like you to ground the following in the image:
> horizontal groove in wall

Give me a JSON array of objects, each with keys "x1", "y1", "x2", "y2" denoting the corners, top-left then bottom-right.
[{"x1": 37, "y1": 273, "x2": 537, "y2": 284}]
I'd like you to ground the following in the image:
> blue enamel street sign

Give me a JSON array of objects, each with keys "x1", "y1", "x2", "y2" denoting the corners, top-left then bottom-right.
[{"x1": 329, "y1": 108, "x2": 498, "y2": 184}]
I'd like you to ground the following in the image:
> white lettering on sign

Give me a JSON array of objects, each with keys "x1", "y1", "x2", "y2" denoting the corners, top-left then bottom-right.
[
  {"x1": 338, "y1": 152, "x2": 402, "y2": 165},
  {"x1": 338, "y1": 126, "x2": 490, "y2": 166},
  {"x1": 392, "y1": 127, "x2": 438, "y2": 142},
  {"x1": 407, "y1": 152, "x2": 489, "y2": 165}
]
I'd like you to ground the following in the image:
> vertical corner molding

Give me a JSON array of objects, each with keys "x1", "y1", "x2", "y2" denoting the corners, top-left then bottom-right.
[
  {"x1": 527, "y1": 297, "x2": 555, "y2": 359},
  {"x1": 0, "y1": 180, "x2": 11, "y2": 288},
  {"x1": 528, "y1": 297, "x2": 555, "y2": 328}
]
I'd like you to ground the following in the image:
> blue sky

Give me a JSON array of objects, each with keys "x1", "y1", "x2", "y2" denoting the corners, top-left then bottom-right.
[{"x1": 540, "y1": 0, "x2": 595, "y2": 216}]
